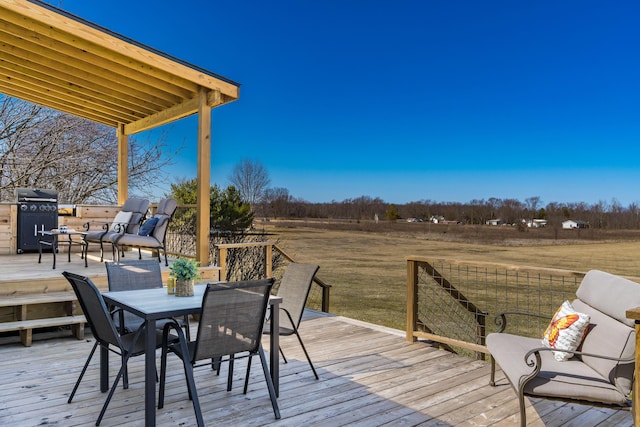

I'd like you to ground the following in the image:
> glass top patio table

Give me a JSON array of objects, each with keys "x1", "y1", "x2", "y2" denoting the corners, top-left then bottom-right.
[{"x1": 101, "y1": 283, "x2": 282, "y2": 427}]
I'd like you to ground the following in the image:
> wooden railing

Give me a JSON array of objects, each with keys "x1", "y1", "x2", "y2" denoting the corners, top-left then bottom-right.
[{"x1": 215, "y1": 241, "x2": 331, "y2": 312}]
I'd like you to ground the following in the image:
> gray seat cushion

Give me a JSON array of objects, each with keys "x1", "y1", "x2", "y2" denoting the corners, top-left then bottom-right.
[
  {"x1": 114, "y1": 234, "x2": 160, "y2": 249},
  {"x1": 486, "y1": 333, "x2": 629, "y2": 405}
]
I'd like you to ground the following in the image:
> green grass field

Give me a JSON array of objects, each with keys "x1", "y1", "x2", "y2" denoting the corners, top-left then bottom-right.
[{"x1": 262, "y1": 220, "x2": 640, "y2": 331}]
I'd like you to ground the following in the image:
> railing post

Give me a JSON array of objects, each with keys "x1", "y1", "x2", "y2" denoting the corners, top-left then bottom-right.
[
  {"x1": 406, "y1": 258, "x2": 418, "y2": 343},
  {"x1": 218, "y1": 246, "x2": 227, "y2": 281},
  {"x1": 625, "y1": 307, "x2": 640, "y2": 425},
  {"x1": 264, "y1": 244, "x2": 272, "y2": 278}
]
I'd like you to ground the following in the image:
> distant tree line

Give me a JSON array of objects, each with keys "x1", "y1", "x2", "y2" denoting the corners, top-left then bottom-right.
[{"x1": 255, "y1": 191, "x2": 640, "y2": 230}]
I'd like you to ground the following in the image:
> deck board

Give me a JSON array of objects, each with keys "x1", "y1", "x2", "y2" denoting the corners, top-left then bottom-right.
[
  {"x1": 0, "y1": 313, "x2": 632, "y2": 426},
  {"x1": 0, "y1": 253, "x2": 633, "y2": 426}
]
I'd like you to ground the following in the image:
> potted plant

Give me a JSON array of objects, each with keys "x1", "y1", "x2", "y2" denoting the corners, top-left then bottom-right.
[{"x1": 169, "y1": 257, "x2": 201, "y2": 297}]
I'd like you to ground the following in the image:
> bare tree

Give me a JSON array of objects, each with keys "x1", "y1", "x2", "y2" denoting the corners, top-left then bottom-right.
[
  {"x1": 228, "y1": 158, "x2": 270, "y2": 209},
  {"x1": 0, "y1": 96, "x2": 176, "y2": 203}
]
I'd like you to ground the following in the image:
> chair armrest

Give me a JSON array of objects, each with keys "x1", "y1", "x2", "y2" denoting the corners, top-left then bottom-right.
[
  {"x1": 525, "y1": 346, "x2": 635, "y2": 365},
  {"x1": 83, "y1": 220, "x2": 109, "y2": 232},
  {"x1": 493, "y1": 311, "x2": 550, "y2": 333}
]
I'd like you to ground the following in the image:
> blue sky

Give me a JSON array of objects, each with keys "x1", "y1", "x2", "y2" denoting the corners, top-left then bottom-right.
[{"x1": 52, "y1": 1, "x2": 640, "y2": 206}]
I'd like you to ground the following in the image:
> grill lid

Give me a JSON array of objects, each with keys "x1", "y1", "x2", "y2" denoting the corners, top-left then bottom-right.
[{"x1": 15, "y1": 188, "x2": 58, "y2": 202}]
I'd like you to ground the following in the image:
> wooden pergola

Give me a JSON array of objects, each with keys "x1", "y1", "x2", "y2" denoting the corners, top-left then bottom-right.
[{"x1": 0, "y1": 0, "x2": 241, "y2": 265}]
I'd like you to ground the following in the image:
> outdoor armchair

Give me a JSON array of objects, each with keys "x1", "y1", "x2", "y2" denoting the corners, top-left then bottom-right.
[
  {"x1": 83, "y1": 197, "x2": 149, "y2": 262},
  {"x1": 62, "y1": 271, "x2": 164, "y2": 426},
  {"x1": 105, "y1": 259, "x2": 190, "y2": 340},
  {"x1": 158, "y1": 279, "x2": 280, "y2": 427},
  {"x1": 486, "y1": 269, "x2": 640, "y2": 427},
  {"x1": 113, "y1": 198, "x2": 178, "y2": 266}
]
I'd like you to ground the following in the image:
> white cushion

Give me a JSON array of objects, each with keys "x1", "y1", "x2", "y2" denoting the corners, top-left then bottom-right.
[
  {"x1": 109, "y1": 211, "x2": 133, "y2": 232},
  {"x1": 541, "y1": 300, "x2": 590, "y2": 361}
]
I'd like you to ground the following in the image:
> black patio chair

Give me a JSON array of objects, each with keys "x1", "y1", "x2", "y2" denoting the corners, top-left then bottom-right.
[
  {"x1": 105, "y1": 259, "x2": 190, "y2": 340},
  {"x1": 62, "y1": 271, "x2": 164, "y2": 426},
  {"x1": 245, "y1": 263, "x2": 320, "y2": 391},
  {"x1": 158, "y1": 279, "x2": 280, "y2": 427}
]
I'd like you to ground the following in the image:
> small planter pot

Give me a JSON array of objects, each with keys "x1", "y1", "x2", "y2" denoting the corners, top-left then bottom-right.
[{"x1": 175, "y1": 279, "x2": 194, "y2": 297}]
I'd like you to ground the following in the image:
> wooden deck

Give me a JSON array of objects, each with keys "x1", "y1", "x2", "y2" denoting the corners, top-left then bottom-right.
[{"x1": 0, "y1": 253, "x2": 633, "y2": 426}]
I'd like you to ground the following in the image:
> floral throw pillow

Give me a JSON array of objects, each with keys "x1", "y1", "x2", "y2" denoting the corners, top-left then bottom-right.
[{"x1": 541, "y1": 300, "x2": 590, "y2": 361}]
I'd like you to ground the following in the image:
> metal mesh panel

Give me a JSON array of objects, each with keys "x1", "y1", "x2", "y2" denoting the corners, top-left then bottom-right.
[{"x1": 413, "y1": 259, "x2": 583, "y2": 357}]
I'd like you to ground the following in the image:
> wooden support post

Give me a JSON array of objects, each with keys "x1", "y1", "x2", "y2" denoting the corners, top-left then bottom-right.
[
  {"x1": 406, "y1": 258, "x2": 418, "y2": 342},
  {"x1": 117, "y1": 123, "x2": 128, "y2": 205},
  {"x1": 196, "y1": 87, "x2": 211, "y2": 266},
  {"x1": 264, "y1": 244, "x2": 273, "y2": 278},
  {"x1": 218, "y1": 247, "x2": 227, "y2": 282}
]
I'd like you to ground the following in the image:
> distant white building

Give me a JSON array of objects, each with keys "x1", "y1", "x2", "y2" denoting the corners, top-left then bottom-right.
[
  {"x1": 486, "y1": 219, "x2": 502, "y2": 226},
  {"x1": 562, "y1": 220, "x2": 589, "y2": 229},
  {"x1": 527, "y1": 219, "x2": 547, "y2": 228}
]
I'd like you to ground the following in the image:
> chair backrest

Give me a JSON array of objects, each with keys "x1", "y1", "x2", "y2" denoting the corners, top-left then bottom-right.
[
  {"x1": 573, "y1": 270, "x2": 640, "y2": 395},
  {"x1": 192, "y1": 278, "x2": 275, "y2": 363},
  {"x1": 276, "y1": 263, "x2": 319, "y2": 330},
  {"x1": 105, "y1": 260, "x2": 163, "y2": 331},
  {"x1": 105, "y1": 260, "x2": 163, "y2": 292},
  {"x1": 62, "y1": 271, "x2": 123, "y2": 349},
  {"x1": 120, "y1": 197, "x2": 150, "y2": 234},
  {"x1": 150, "y1": 198, "x2": 178, "y2": 242}
]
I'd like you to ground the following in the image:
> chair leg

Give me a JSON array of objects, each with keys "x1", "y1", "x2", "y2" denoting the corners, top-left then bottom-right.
[
  {"x1": 158, "y1": 340, "x2": 168, "y2": 408},
  {"x1": 243, "y1": 355, "x2": 253, "y2": 394},
  {"x1": 68, "y1": 341, "x2": 99, "y2": 403},
  {"x1": 518, "y1": 389, "x2": 527, "y2": 427},
  {"x1": 279, "y1": 346, "x2": 288, "y2": 363},
  {"x1": 293, "y1": 329, "x2": 319, "y2": 380},
  {"x1": 211, "y1": 355, "x2": 222, "y2": 374},
  {"x1": 183, "y1": 359, "x2": 204, "y2": 427},
  {"x1": 96, "y1": 351, "x2": 133, "y2": 426},
  {"x1": 490, "y1": 357, "x2": 496, "y2": 386},
  {"x1": 227, "y1": 355, "x2": 234, "y2": 391},
  {"x1": 258, "y1": 346, "x2": 281, "y2": 420}
]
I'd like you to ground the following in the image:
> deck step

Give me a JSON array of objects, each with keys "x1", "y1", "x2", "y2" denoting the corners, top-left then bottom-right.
[{"x1": 0, "y1": 315, "x2": 86, "y2": 346}]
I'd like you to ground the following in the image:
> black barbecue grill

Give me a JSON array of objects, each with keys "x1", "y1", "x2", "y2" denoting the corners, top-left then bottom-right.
[{"x1": 16, "y1": 188, "x2": 58, "y2": 253}]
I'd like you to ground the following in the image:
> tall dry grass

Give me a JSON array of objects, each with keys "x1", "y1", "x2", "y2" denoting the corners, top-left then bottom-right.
[{"x1": 262, "y1": 220, "x2": 640, "y2": 331}]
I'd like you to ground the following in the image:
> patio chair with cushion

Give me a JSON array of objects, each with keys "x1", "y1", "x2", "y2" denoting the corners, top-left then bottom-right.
[
  {"x1": 62, "y1": 271, "x2": 164, "y2": 426},
  {"x1": 113, "y1": 198, "x2": 178, "y2": 266},
  {"x1": 83, "y1": 197, "x2": 150, "y2": 262},
  {"x1": 105, "y1": 259, "x2": 190, "y2": 340},
  {"x1": 158, "y1": 279, "x2": 280, "y2": 427},
  {"x1": 486, "y1": 269, "x2": 640, "y2": 427}
]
